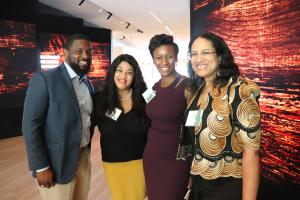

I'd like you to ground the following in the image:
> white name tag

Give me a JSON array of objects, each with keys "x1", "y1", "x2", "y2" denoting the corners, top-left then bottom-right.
[
  {"x1": 142, "y1": 88, "x2": 156, "y2": 103},
  {"x1": 185, "y1": 110, "x2": 203, "y2": 127},
  {"x1": 105, "y1": 108, "x2": 122, "y2": 121}
]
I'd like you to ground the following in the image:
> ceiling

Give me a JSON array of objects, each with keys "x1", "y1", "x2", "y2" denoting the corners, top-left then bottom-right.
[{"x1": 39, "y1": 0, "x2": 190, "y2": 49}]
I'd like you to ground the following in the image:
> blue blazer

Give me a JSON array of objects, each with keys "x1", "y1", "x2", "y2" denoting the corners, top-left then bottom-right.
[{"x1": 22, "y1": 64, "x2": 95, "y2": 184}]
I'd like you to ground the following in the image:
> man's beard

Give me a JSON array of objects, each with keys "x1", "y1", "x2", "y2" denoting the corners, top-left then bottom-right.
[{"x1": 69, "y1": 60, "x2": 91, "y2": 76}]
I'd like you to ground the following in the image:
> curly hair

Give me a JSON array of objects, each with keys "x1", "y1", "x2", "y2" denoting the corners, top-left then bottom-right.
[
  {"x1": 187, "y1": 32, "x2": 240, "y2": 95},
  {"x1": 148, "y1": 34, "x2": 179, "y2": 58},
  {"x1": 95, "y1": 54, "x2": 147, "y2": 120}
]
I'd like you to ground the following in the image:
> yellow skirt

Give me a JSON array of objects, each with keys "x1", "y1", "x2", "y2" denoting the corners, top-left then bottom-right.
[{"x1": 103, "y1": 159, "x2": 146, "y2": 200}]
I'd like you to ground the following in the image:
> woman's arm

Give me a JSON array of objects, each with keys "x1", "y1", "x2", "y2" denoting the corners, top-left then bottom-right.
[{"x1": 242, "y1": 147, "x2": 260, "y2": 200}]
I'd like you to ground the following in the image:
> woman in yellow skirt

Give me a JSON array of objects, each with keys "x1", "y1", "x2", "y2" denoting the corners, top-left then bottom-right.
[
  {"x1": 103, "y1": 160, "x2": 146, "y2": 199},
  {"x1": 95, "y1": 54, "x2": 149, "y2": 200}
]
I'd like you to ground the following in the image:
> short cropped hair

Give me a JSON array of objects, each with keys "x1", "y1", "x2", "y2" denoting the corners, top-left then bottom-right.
[
  {"x1": 64, "y1": 33, "x2": 91, "y2": 50},
  {"x1": 148, "y1": 34, "x2": 179, "y2": 58}
]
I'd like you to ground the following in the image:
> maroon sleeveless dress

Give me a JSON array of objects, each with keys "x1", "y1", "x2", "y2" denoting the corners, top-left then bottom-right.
[{"x1": 143, "y1": 76, "x2": 191, "y2": 200}]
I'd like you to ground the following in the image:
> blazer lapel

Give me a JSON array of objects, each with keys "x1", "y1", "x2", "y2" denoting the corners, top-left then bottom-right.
[{"x1": 57, "y1": 64, "x2": 80, "y2": 113}]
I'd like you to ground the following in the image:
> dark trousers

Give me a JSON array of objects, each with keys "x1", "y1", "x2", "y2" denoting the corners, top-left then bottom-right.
[{"x1": 191, "y1": 175, "x2": 242, "y2": 200}]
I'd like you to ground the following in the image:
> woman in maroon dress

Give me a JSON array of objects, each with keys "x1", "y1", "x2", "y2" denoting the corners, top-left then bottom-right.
[{"x1": 143, "y1": 34, "x2": 191, "y2": 200}]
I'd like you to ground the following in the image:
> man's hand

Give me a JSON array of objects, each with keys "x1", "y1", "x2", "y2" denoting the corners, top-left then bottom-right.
[{"x1": 36, "y1": 168, "x2": 55, "y2": 188}]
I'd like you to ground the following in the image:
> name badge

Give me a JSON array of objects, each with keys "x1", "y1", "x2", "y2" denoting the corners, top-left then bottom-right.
[
  {"x1": 142, "y1": 88, "x2": 156, "y2": 103},
  {"x1": 105, "y1": 108, "x2": 122, "y2": 121},
  {"x1": 185, "y1": 110, "x2": 203, "y2": 127}
]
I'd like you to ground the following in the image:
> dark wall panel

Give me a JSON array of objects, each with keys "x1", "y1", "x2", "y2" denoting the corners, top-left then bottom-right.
[
  {"x1": 37, "y1": 14, "x2": 84, "y2": 34},
  {"x1": 0, "y1": 0, "x2": 38, "y2": 23},
  {"x1": 0, "y1": 2, "x2": 111, "y2": 139}
]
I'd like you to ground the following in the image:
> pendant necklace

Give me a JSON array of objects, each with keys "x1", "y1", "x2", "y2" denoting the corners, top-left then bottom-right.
[{"x1": 120, "y1": 89, "x2": 132, "y2": 101}]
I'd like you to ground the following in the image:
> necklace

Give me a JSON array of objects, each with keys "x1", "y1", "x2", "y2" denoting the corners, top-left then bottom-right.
[{"x1": 119, "y1": 89, "x2": 132, "y2": 101}]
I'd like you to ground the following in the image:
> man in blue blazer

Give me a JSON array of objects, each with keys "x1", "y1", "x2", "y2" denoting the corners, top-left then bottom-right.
[{"x1": 22, "y1": 34, "x2": 95, "y2": 200}]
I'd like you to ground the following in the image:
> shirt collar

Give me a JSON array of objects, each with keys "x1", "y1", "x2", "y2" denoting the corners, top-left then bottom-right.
[{"x1": 64, "y1": 61, "x2": 78, "y2": 80}]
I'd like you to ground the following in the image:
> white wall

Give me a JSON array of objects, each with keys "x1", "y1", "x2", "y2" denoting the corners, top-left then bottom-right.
[{"x1": 112, "y1": 35, "x2": 189, "y2": 88}]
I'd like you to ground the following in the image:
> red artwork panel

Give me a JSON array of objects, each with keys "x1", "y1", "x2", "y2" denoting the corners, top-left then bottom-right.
[
  {"x1": 192, "y1": 0, "x2": 300, "y2": 188},
  {"x1": 39, "y1": 33, "x2": 110, "y2": 91},
  {"x1": 0, "y1": 20, "x2": 37, "y2": 109}
]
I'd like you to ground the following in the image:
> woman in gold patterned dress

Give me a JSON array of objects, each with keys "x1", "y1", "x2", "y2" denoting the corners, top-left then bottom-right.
[{"x1": 177, "y1": 32, "x2": 261, "y2": 200}]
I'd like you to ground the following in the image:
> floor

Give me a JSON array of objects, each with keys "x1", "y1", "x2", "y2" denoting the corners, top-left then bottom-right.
[{"x1": 0, "y1": 128, "x2": 112, "y2": 200}]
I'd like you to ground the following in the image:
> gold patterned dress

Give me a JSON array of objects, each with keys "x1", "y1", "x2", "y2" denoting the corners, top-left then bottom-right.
[{"x1": 177, "y1": 76, "x2": 261, "y2": 200}]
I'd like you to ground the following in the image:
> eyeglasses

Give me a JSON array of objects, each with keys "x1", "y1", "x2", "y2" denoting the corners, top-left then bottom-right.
[{"x1": 187, "y1": 51, "x2": 216, "y2": 60}]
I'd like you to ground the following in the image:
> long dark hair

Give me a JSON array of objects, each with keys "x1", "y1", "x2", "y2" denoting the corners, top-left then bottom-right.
[
  {"x1": 95, "y1": 54, "x2": 147, "y2": 120},
  {"x1": 187, "y1": 32, "x2": 240, "y2": 95}
]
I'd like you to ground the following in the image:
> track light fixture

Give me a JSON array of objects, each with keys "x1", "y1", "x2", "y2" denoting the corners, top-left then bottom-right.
[
  {"x1": 137, "y1": 29, "x2": 143, "y2": 34},
  {"x1": 107, "y1": 12, "x2": 113, "y2": 20},
  {"x1": 78, "y1": 0, "x2": 86, "y2": 7},
  {"x1": 125, "y1": 22, "x2": 130, "y2": 29}
]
